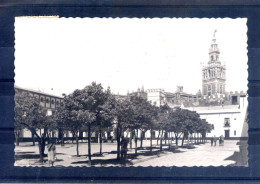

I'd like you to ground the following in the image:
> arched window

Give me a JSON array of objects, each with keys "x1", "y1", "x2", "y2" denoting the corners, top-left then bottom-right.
[
  {"x1": 40, "y1": 97, "x2": 44, "y2": 102},
  {"x1": 211, "y1": 56, "x2": 213, "y2": 61},
  {"x1": 51, "y1": 99, "x2": 54, "y2": 105},
  {"x1": 46, "y1": 98, "x2": 49, "y2": 104}
]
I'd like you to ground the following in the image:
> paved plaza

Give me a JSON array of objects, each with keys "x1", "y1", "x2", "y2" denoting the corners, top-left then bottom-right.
[{"x1": 15, "y1": 140, "x2": 245, "y2": 167}]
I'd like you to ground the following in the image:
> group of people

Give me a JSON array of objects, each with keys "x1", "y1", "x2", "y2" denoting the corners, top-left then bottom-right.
[{"x1": 211, "y1": 135, "x2": 224, "y2": 146}]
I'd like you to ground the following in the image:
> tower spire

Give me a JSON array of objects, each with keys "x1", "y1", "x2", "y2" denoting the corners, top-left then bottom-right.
[
  {"x1": 208, "y1": 29, "x2": 220, "y2": 64},
  {"x1": 202, "y1": 30, "x2": 226, "y2": 98}
]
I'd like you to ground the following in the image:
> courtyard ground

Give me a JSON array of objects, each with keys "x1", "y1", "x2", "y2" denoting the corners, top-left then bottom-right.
[{"x1": 14, "y1": 140, "x2": 247, "y2": 167}]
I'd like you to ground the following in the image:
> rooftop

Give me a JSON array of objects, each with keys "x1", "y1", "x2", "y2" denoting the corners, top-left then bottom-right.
[{"x1": 15, "y1": 85, "x2": 63, "y2": 99}]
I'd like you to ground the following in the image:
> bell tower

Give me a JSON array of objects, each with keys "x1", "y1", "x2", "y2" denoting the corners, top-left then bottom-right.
[{"x1": 202, "y1": 30, "x2": 226, "y2": 98}]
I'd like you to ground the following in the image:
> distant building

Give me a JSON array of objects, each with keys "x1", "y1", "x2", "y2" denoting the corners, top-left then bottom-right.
[
  {"x1": 146, "y1": 86, "x2": 197, "y2": 108},
  {"x1": 128, "y1": 86, "x2": 147, "y2": 99},
  {"x1": 15, "y1": 85, "x2": 64, "y2": 138},
  {"x1": 15, "y1": 85, "x2": 64, "y2": 115}
]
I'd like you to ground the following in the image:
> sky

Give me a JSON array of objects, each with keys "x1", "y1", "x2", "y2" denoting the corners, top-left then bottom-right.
[{"x1": 15, "y1": 17, "x2": 248, "y2": 96}]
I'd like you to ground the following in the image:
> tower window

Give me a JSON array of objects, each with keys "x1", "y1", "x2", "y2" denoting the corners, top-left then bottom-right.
[
  {"x1": 234, "y1": 130, "x2": 236, "y2": 136},
  {"x1": 208, "y1": 85, "x2": 211, "y2": 96},
  {"x1": 211, "y1": 56, "x2": 213, "y2": 61}
]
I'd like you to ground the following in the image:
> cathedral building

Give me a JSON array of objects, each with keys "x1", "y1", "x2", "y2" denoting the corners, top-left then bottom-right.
[{"x1": 202, "y1": 30, "x2": 226, "y2": 99}]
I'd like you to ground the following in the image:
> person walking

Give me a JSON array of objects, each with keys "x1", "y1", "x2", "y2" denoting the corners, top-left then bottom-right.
[
  {"x1": 210, "y1": 136, "x2": 214, "y2": 146},
  {"x1": 220, "y1": 135, "x2": 224, "y2": 146},
  {"x1": 213, "y1": 135, "x2": 217, "y2": 146},
  {"x1": 120, "y1": 136, "x2": 128, "y2": 163},
  {"x1": 47, "y1": 138, "x2": 56, "y2": 166}
]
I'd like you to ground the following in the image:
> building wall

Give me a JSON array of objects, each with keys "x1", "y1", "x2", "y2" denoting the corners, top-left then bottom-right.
[
  {"x1": 15, "y1": 86, "x2": 64, "y2": 138},
  {"x1": 196, "y1": 96, "x2": 248, "y2": 138},
  {"x1": 147, "y1": 89, "x2": 165, "y2": 106}
]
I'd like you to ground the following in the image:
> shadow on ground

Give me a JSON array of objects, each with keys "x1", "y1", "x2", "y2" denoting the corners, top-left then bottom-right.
[
  {"x1": 15, "y1": 151, "x2": 35, "y2": 154},
  {"x1": 15, "y1": 153, "x2": 47, "y2": 161},
  {"x1": 71, "y1": 158, "x2": 133, "y2": 166},
  {"x1": 225, "y1": 140, "x2": 248, "y2": 166}
]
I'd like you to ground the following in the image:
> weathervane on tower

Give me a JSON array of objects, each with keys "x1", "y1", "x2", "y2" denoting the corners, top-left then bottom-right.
[{"x1": 213, "y1": 29, "x2": 217, "y2": 37}]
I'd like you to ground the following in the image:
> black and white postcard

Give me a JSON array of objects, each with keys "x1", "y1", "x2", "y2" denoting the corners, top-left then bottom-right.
[{"x1": 14, "y1": 17, "x2": 248, "y2": 167}]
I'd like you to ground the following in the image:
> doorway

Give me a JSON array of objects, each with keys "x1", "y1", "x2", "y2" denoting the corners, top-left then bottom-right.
[
  {"x1": 232, "y1": 96, "x2": 238, "y2": 105},
  {"x1": 225, "y1": 130, "x2": 230, "y2": 139}
]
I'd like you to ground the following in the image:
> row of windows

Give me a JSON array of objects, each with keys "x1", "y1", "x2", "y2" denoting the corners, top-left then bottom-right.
[
  {"x1": 40, "y1": 97, "x2": 63, "y2": 106},
  {"x1": 203, "y1": 84, "x2": 225, "y2": 95},
  {"x1": 202, "y1": 118, "x2": 231, "y2": 128}
]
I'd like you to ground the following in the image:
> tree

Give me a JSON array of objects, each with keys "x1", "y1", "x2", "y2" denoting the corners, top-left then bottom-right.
[
  {"x1": 180, "y1": 110, "x2": 201, "y2": 146},
  {"x1": 156, "y1": 104, "x2": 171, "y2": 151},
  {"x1": 70, "y1": 82, "x2": 110, "y2": 164},
  {"x1": 165, "y1": 108, "x2": 195, "y2": 147},
  {"x1": 129, "y1": 95, "x2": 155, "y2": 150},
  {"x1": 197, "y1": 119, "x2": 213, "y2": 143},
  {"x1": 95, "y1": 88, "x2": 116, "y2": 155},
  {"x1": 77, "y1": 110, "x2": 96, "y2": 158},
  {"x1": 148, "y1": 105, "x2": 159, "y2": 151},
  {"x1": 15, "y1": 91, "x2": 50, "y2": 162},
  {"x1": 52, "y1": 105, "x2": 71, "y2": 146},
  {"x1": 114, "y1": 98, "x2": 135, "y2": 159},
  {"x1": 61, "y1": 93, "x2": 84, "y2": 156},
  {"x1": 14, "y1": 93, "x2": 26, "y2": 146}
]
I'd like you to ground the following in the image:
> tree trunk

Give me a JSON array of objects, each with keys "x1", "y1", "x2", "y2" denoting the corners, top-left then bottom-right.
[
  {"x1": 39, "y1": 143, "x2": 44, "y2": 162},
  {"x1": 16, "y1": 135, "x2": 20, "y2": 146},
  {"x1": 140, "y1": 131, "x2": 143, "y2": 148},
  {"x1": 76, "y1": 135, "x2": 79, "y2": 157},
  {"x1": 150, "y1": 129, "x2": 153, "y2": 151},
  {"x1": 99, "y1": 125, "x2": 102, "y2": 155},
  {"x1": 175, "y1": 134, "x2": 178, "y2": 147},
  {"x1": 15, "y1": 130, "x2": 21, "y2": 146},
  {"x1": 130, "y1": 130, "x2": 133, "y2": 149},
  {"x1": 135, "y1": 129, "x2": 138, "y2": 155},
  {"x1": 38, "y1": 136, "x2": 45, "y2": 163},
  {"x1": 31, "y1": 131, "x2": 35, "y2": 146},
  {"x1": 116, "y1": 124, "x2": 121, "y2": 160},
  {"x1": 88, "y1": 125, "x2": 91, "y2": 165},
  {"x1": 160, "y1": 130, "x2": 163, "y2": 151},
  {"x1": 61, "y1": 136, "x2": 64, "y2": 146},
  {"x1": 164, "y1": 131, "x2": 167, "y2": 145},
  {"x1": 181, "y1": 135, "x2": 185, "y2": 147},
  {"x1": 157, "y1": 130, "x2": 160, "y2": 145}
]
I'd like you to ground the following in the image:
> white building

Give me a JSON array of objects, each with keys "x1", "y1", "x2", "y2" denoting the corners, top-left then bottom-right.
[{"x1": 185, "y1": 95, "x2": 248, "y2": 139}]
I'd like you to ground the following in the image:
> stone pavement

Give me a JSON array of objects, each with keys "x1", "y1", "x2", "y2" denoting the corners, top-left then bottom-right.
[
  {"x1": 15, "y1": 140, "x2": 242, "y2": 167},
  {"x1": 134, "y1": 140, "x2": 240, "y2": 167}
]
